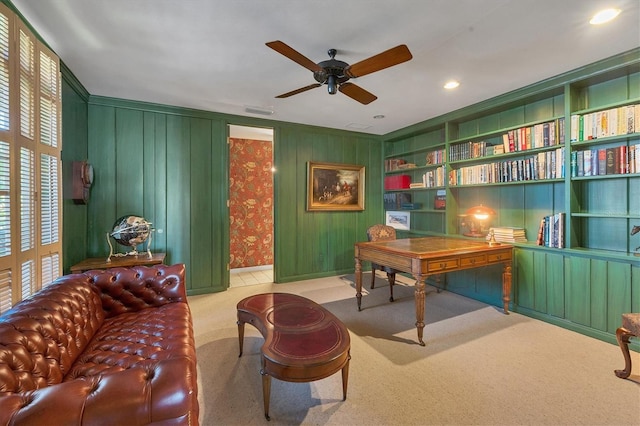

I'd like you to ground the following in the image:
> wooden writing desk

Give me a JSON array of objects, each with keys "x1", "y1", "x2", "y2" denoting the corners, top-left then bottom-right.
[
  {"x1": 70, "y1": 253, "x2": 166, "y2": 273},
  {"x1": 354, "y1": 237, "x2": 512, "y2": 346}
]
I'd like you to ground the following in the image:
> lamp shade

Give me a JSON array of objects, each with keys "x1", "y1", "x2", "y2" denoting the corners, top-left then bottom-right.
[
  {"x1": 461, "y1": 205, "x2": 495, "y2": 238},
  {"x1": 466, "y1": 205, "x2": 495, "y2": 220}
]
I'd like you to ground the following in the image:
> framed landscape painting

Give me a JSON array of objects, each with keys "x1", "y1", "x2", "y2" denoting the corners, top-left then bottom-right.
[{"x1": 307, "y1": 161, "x2": 365, "y2": 211}]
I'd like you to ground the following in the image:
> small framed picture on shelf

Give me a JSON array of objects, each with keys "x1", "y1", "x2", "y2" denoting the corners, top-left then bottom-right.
[{"x1": 385, "y1": 210, "x2": 410, "y2": 230}]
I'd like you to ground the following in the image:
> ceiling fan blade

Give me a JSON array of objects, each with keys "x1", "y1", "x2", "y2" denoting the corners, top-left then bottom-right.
[
  {"x1": 266, "y1": 40, "x2": 323, "y2": 73},
  {"x1": 346, "y1": 44, "x2": 412, "y2": 78},
  {"x1": 339, "y1": 82, "x2": 377, "y2": 105},
  {"x1": 275, "y1": 83, "x2": 322, "y2": 98}
]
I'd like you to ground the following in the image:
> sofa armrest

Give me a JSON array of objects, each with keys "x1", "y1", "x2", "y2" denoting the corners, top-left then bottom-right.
[
  {"x1": 0, "y1": 356, "x2": 199, "y2": 426},
  {"x1": 84, "y1": 263, "x2": 188, "y2": 317}
]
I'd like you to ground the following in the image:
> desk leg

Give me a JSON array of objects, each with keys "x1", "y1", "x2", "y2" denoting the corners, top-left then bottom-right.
[
  {"x1": 502, "y1": 263, "x2": 512, "y2": 314},
  {"x1": 355, "y1": 258, "x2": 363, "y2": 311},
  {"x1": 413, "y1": 274, "x2": 426, "y2": 346}
]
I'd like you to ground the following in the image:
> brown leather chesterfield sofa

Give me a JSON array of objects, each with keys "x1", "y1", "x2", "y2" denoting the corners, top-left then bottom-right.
[{"x1": 0, "y1": 263, "x2": 199, "y2": 425}]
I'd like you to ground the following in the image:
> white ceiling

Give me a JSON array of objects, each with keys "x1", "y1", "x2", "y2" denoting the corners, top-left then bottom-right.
[{"x1": 12, "y1": 0, "x2": 640, "y2": 136}]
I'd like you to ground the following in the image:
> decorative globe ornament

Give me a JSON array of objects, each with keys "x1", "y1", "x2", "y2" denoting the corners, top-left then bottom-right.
[{"x1": 106, "y1": 215, "x2": 153, "y2": 261}]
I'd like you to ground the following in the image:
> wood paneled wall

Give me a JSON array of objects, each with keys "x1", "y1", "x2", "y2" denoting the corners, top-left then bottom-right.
[{"x1": 79, "y1": 97, "x2": 381, "y2": 293}]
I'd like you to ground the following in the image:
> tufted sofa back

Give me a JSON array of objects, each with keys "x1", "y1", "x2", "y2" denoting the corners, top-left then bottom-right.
[
  {"x1": 83, "y1": 262, "x2": 187, "y2": 318},
  {"x1": 0, "y1": 276, "x2": 105, "y2": 393},
  {"x1": 0, "y1": 263, "x2": 188, "y2": 394}
]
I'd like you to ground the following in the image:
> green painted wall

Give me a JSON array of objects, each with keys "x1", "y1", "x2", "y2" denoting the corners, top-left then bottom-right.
[
  {"x1": 61, "y1": 65, "x2": 90, "y2": 271},
  {"x1": 81, "y1": 97, "x2": 381, "y2": 293}
]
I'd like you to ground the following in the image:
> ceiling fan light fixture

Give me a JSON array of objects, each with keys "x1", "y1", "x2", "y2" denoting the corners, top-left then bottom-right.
[{"x1": 327, "y1": 75, "x2": 338, "y2": 95}]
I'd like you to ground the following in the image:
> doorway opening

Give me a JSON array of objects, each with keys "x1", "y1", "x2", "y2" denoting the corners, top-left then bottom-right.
[{"x1": 228, "y1": 124, "x2": 274, "y2": 287}]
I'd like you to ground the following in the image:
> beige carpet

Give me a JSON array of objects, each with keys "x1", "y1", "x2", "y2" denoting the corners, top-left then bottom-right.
[{"x1": 189, "y1": 273, "x2": 640, "y2": 426}]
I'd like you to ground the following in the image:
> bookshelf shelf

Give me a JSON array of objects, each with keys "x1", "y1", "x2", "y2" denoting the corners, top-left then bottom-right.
[
  {"x1": 448, "y1": 178, "x2": 564, "y2": 188},
  {"x1": 384, "y1": 163, "x2": 445, "y2": 175},
  {"x1": 384, "y1": 145, "x2": 444, "y2": 159},
  {"x1": 571, "y1": 173, "x2": 640, "y2": 181},
  {"x1": 448, "y1": 115, "x2": 565, "y2": 146},
  {"x1": 571, "y1": 97, "x2": 640, "y2": 116},
  {"x1": 405, "y1": 209, "x2": 446, "y2": 214},
  {"x1": 570, "y1": 132, "x2": 640, "y2": 147},
  {"x1": 448, "y1": 144, "x2": 565, "y2": 166},
  {"x1": 384, "y1": 186, "x2": 446, "y2": 193},
  {"x1": 571, "y1": 212, "x2": 640, "y2": 219}
]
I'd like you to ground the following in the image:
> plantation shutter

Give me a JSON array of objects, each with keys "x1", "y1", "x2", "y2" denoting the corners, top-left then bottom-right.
[
  {"x1": 0, "y1": 6, "x2": 62, "y2": 310},
  {"x1": 0, "y1": 142, "x2": 11, "y2": 307},
  {"x1": 18, "y1": 27, "x2": 34, "y2": 141},
  {"x1": 39, "y1": 153, "x2": 57, "y2": 245},
  {"x1": 0, "y1": 268, "x2": 10, "y2": 314},
  {"x1": 39, "y1": 51, "x2": 57, "y2": 148},
  {"x1": 36, "y1": 43, "x2": 61, "y2": 287},
  {"x1": 0, "y1": 10, "x2": 9, "y2": 132},
  {"x1": 20, "y1": 147, "x2": 33, "y2": 251},
  {"x1": 0, "y1": 142, "x2": 9, "y2": 258},
  {"x1": 15, "y1": 21, "x2": 37, "y2": 297},
  {"x1": 0, "y1": 4, "x2": 11, "y2": 311}
]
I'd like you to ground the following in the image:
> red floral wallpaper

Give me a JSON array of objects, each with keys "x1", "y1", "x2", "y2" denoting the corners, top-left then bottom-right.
[{"x1": 229, "y1": 138, "x2": 273, "y2": 268}]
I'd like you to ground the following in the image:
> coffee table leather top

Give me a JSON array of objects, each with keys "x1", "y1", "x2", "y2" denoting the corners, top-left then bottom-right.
[{"x1": 237, "y1": 293, "x2": 350, "y2": 369}]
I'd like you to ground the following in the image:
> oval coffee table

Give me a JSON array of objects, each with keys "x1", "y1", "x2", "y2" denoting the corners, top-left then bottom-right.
[{"x1": 237, "y1": 292, "x2": 351, "y2": 420}]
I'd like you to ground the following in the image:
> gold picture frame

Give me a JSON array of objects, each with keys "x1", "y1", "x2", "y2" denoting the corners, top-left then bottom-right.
[{"x1": 307, "y1": 161, "x2": 365, "y2": 211}]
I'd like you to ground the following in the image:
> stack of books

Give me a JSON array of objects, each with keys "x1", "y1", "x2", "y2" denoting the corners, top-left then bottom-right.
[
  {"x1": 536, "y1": 213, "x2": 565, "y2": 248},
  {"x1": 487, "y1": 226, "x2": 527, "y2": 243}
]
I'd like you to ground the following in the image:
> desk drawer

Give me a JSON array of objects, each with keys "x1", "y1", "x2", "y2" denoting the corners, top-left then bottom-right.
[
  {"x1": 427, "y1": 258, "x2": 459, "y2": 272},
  {"x1": 487, "y1": 252, "x2": 511, "y2": 263},
  {"x1": 460, "y1": 254, "x2": 486, "y2": 267}
]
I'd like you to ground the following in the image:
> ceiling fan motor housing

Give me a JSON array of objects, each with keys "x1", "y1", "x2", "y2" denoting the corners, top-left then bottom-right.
[{"x1": 314, "y1": 49, "x2": 350, "y2": 94}]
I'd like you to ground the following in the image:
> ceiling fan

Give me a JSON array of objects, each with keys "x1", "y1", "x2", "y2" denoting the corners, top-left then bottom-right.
[{"x1": 266, "y1": 40, "x2": 413, "y2": 105}]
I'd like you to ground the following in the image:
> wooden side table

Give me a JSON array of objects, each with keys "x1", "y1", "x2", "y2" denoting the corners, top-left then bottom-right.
[{"x1": 70, "y1": 253, "x2": 166, "y2": 274}]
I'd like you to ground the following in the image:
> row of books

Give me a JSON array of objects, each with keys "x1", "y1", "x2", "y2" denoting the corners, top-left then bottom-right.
[
  {"x1": 502, "y1": 118, "x2": 565, "y2": 152},
  {"x1": 383, "y1": 192, "x2": 412, "y2": 210},
  {"x1": 385, "y1": 159, "x2": 411, "y2": 171},
  {"x1": 448, "y1": 148, "x2": 565, "y2": 186},
  {"x1": 385, "y1": 149, "x2": 446, "y2": 172},
  {"x1": 571, "y1": 144, "x2": 640, "y2": 177},
  {"x1": 448, "y1": 118, "x2": 564, "y2": 162},
  {"x1": 449, "y1": 140, "x2": 493, "y2": 161},
  {"x1": 486, "y1": 226, "x2": 527, "y2": 243},
  {"x1": 409, "y1": 165, "x2": 447, "y2": 188},
  {"x1": 536, "y1": 213, "x2": 565, "y2": 248},
  {"x1": 426, "y1": 149, "x2": 445, "y2": 165},
  {"x1": 570, "y1": 104, "x2": 640, "y2": 142}
]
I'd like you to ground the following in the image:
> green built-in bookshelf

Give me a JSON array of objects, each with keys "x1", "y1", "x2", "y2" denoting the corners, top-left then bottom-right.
[{"x1": 382, "y1": 48, "x2": 640, "y2": 350}]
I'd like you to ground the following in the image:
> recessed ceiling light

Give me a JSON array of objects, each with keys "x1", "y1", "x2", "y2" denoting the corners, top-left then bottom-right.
[
  {"x1": 444, "y1": 80, "x2": 460, "y2": 89},
  {"x1": 589, "y1": 8, "x2": 621, "y2": 25}
]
